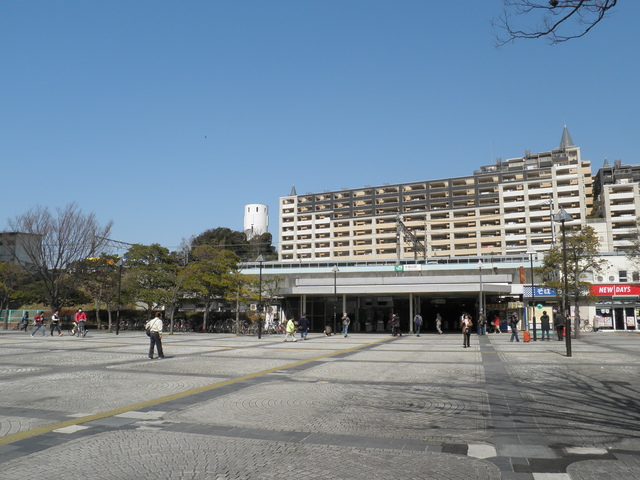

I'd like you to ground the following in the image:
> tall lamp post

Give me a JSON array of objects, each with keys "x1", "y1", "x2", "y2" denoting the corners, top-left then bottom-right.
[
  {"x1": 332, "y1": 265, "x2": 339, "y2": 334},
  {"x1": 477, "y1": 261, "x2": 484, "y2": 320},
  {"x1": 526, "y1": 247, "x2": 537, "y2": 341},
  {"x1": 256, "y1": 254, "x2": 265, "y2": 340},
  {"x1": 554, "y1": 208, "x2": 573, "y2": 357},
  {"x1": 115, "y1": 257, "x2": 124, "y2": 335}
]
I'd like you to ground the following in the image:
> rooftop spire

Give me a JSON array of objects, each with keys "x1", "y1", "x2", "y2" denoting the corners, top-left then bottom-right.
[
  {"x1": 559, "y1": 125, "x2": 575, "y2": 150},
  {"x1": 289, "y1": 185, "x2": 297, "y2": 196}
]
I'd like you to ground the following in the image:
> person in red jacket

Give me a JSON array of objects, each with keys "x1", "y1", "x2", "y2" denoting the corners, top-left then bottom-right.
[
  {"x1": 31, "y1": 311, "x2": 46, "y2": 337},
  {"x1": 74, "y1": 308, "x2": 87, "y2": 335}
]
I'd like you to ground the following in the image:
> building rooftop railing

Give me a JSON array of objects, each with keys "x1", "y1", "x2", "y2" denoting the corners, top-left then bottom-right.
[{"x1": 241, "y1": 254, "x2": 534, "y2": 271}]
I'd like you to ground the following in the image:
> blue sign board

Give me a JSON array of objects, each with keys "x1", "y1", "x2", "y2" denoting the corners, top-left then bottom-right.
[{"x1": 524, "y1": 286, "x2": 557, "y2": 297}]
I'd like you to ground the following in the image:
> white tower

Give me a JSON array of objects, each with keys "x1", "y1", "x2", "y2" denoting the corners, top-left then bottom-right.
[{"x1": 244, "y1": 204, "x2": 269, "y2": 240}]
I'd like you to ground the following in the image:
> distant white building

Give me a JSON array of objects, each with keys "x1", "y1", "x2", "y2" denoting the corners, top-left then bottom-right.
[{"x1": 244, "y1": 204, "x2": 269, "y2": 240}]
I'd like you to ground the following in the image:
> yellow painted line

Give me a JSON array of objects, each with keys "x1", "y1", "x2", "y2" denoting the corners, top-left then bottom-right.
[{"x1": 0, "y1": 336, "x2": 391, "y2": 446}]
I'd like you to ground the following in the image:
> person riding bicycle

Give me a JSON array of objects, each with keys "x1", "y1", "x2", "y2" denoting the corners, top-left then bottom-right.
[{"x1": 74, "y1": 308, "x2": 87, "y2": 335}]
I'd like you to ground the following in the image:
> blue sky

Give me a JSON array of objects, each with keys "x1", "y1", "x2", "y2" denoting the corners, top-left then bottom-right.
[{"x1": 2, "y1": 1, "x2": 638, "y2": 251}]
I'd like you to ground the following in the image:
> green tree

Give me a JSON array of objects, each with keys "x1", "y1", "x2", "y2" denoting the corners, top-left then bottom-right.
[
  {"x1": 191, "y1": 227, "x2": 276, "y2": 262},
  {"x1": 123, "y1": 244, "x2": 177, "y2": 315},
  {"x1": 537, "y1": 225, "x2": 607, "y2": 336},
  {"x1": 80, "y1": 255, "x2": 122, "y2": 331},
  {"x1": 165, "y1": 261, "x2": 208, "y2": 334},
  {"x1": 0, "y1": 262, "x2": 29, "y2": 329},
  {"x1": 189, "y1": 246, "x2": 241, "y2": 332},
  {"x1": 192, "y1": 228, "x2": 250, "y2": 259},
  {"x1": 226, "y1": 268, "x2": 257, "y2": 334}
]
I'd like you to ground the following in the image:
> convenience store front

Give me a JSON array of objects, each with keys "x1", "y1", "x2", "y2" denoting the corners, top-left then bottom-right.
[{"x1": 591, "y1": 284, "x2": 639, "y2": 332}]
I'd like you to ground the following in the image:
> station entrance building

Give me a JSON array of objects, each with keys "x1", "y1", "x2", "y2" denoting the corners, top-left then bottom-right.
[{"x1": 245, "y1": 256, "x2": 534, "y2": 334}]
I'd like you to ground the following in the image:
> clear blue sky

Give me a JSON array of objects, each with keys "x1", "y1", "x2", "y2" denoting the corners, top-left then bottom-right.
[{"x1": 2, "y1": 1, "x2": 638, "y2": 251}]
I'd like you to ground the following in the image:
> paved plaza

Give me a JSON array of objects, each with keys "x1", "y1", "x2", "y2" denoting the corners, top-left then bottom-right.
[{"x1": 0, "y1": 328, "x2": 639, "y2": 479}]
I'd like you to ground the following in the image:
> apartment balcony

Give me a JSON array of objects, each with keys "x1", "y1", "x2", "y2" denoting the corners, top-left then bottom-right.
[
  {"x1": 610, "y1": 204, "x2": 637, "y2": 213},
  {"x1": 609, "y1": 192, "x2": 636, "y2": 202},
  {"x1": 430, "y1": 238, "x2": 451, "y2": 245},
  {"x1": 611, "y1": 217, "x2": 637, "y2": 227}
]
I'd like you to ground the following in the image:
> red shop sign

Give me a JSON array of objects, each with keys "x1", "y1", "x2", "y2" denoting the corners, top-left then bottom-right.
[{"x1": 590, "y1": 284, "x2": 640, "y2": 296}]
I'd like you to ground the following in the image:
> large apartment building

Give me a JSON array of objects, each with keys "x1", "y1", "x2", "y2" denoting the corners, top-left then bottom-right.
[
  {"x1": 279, "y1": 126, "x2": 592, "y2": 262},
  {"x1": 592, "y1": 160, "x2": 640, "y2": 252}
]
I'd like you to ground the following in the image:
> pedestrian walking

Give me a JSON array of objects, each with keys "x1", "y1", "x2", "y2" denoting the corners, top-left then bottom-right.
[
  {"x1": 414, "y1": 313, "x2": 423, "y2": 336},
  {"x1": 435, "y1": 313, "x2": 442, "y2": 334},
  {"x1": 20, "y1": 311, "x2": 29, "y2": 331},
  {"x1": 509, "y1": 312, "x2": 520, "y2": 342},
  {"x1": 31, "y1": 311, "x2": 46, "y2": 337},
  {"x1": 493, "y1": 314, "x2": 501, "y2": 334},
  {"x1": 341, "y1": 313, "x2": 351, "y2": 337},
  {"x1": 554, "y1": 310, "x2": 565, "y2": 341},
  {"x1": 298, "y1": 314, "x2": 309, "y2": 340},
  {"x1": 540, "y1": 310, "x2": 551, "y2": 340},
  {"x1": 390, "y1": 313, "x2": 401, "y2": 336},
  {"x1": 50, "y1": 310, "x2": 63, "y2": 336},
  {"x1": 284, "y1": 318, "x2": 297, "y2": 342},
  {"x1": 477, "y1": 311, "x2": 486, "y2": 336},
  {"x1": 461, "y1": 314, "x2": 472, "y2": 348},
  {"x1": 144, "y1": 312, "x2": 165, "y2": 359}
]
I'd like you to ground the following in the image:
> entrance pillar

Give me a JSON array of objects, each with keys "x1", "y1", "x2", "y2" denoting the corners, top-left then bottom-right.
[{"x1": 409, "y1": 293, "x2": 414, "y2": 333}]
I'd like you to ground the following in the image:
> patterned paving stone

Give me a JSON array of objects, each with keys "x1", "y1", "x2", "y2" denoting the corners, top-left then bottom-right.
[
  {"x1": 1, "y1": 330, "x2": 639, "y2": 479},
  {"x1": 166, "y1": 380, "x2": 490, "y2": 441},
  {"x1": 0, "y1": 430, "x2": 502, "y2": 480}
]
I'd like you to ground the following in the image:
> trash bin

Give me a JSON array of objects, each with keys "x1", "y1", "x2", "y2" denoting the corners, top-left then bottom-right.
[{"x1": 523, "y1": 331, "x2": 530, "y2": 342}]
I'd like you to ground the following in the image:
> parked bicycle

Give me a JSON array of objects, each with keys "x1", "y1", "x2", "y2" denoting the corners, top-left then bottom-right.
[{"x1": 579, "y1": 319, "x2": 593, "y2": 332}]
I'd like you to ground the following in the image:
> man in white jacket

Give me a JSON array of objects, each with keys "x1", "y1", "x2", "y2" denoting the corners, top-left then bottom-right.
[{"x1": 145, "y1": 312, "x2": 165, "y2": 359}]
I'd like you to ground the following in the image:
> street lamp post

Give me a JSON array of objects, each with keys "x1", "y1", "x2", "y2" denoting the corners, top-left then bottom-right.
[
  {"x1": 115, "y1": 257, "x2": 124, "y2": 335},
  {"x1": 332, "y1": 265, "x2": 339, "y2": 334},
  {"x1": 256, "y1": 254, "x2": 265, "y2": 340},
  {"x1": 526, "y1": 247, "x2": 537, "y2": 341},
  {"x1": 477, "y1": 261, "x2": 484, "y2": 321},
  {"x1": 554, "y1": 208, "x2": 573, "y2": 357}
]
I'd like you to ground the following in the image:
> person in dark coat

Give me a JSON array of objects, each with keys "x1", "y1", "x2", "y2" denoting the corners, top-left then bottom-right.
[
  {"x1": 390, "y1": 314, "x2": 401, "y2": 336},
  {"x1": 509, "y1": 312, "x2": 520, "y2": 342},
  {"x1": 554, "y1": 310, "x2": 565, "y2": 341},
  {"x1": 540, "y1": 310, "x2": 551, "y2": 340},
  {"x1": 298, "y1": 314, "x2": 310, "y2": 340}
]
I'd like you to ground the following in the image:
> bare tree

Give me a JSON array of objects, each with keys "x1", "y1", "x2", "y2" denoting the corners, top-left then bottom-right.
[
  {"x1": 495, "y1": 0, "x2": 618, "y2": 45},
  {"x1": 8, "y1": 203, "x2": 113, "y2": 311}
]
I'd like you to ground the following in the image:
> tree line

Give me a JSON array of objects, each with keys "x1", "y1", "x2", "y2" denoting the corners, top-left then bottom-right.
[{"x1": 0, "y1": 203, "x2": 278, "y2": 331}]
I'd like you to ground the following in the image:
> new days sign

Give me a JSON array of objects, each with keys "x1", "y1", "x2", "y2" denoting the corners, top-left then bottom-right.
[{"x1": 590, "y1": 284, "x2": 640, "y2": 296}]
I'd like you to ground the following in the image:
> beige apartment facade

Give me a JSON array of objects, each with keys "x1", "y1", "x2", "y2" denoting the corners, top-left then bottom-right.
[
  {"x1": 279, "y1": 127, "x2": 592, "y2": 263},
  {"x1": 266, "y1": 128, "x2": 640, "y2": 334}
]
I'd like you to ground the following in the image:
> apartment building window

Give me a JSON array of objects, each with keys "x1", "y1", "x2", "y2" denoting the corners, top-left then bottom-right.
[{"x1": 619, "y1": 270, "x2": 628, "y2": 282}]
